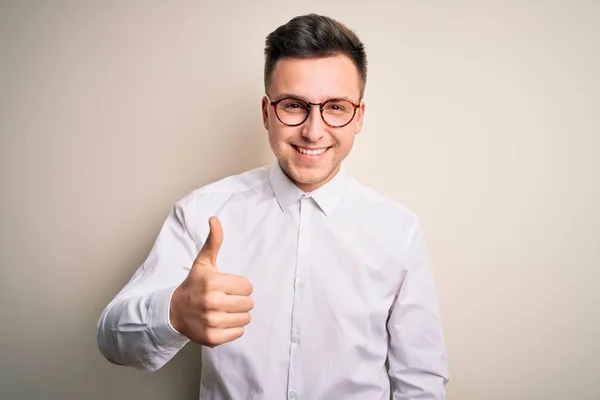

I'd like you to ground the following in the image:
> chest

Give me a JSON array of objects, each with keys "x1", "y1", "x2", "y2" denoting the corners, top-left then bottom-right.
[{"x1": 216, "y1": 207, "x2": 403, "y2": 327}]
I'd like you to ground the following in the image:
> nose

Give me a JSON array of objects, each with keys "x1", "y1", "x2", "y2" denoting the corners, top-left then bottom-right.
[{"x1": 301, "y1": 104, "x2": 325, "y2": 143}]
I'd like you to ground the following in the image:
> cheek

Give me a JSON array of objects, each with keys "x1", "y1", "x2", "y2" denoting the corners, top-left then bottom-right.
[
  {"x1": 332, "y1": 129, "x2": 355, "y2": 152},
  {"x1": 268, "y1": 127, "x2": 293, "y2": 150}
]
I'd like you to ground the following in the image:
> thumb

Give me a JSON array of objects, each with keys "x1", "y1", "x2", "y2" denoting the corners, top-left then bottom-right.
[{"x1": 195, "y1": 216, "x2": 223, "y2": 268}]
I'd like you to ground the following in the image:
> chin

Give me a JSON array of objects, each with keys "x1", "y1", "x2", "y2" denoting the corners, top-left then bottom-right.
[
  {"x1": 292, "y1": 166, "x2": 336, "y2": 189},
  {"x1": 278, "y1": 152, "x2": 339, "y2": 188}
]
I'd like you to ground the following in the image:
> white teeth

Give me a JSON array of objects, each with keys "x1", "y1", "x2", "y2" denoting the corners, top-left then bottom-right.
[{"x1": 296, "y1": 146, "x2": 328, "y2": 156}]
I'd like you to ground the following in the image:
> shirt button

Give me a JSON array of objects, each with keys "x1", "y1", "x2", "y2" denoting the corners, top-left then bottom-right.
[
  {"x1": 295, "y1": 281, "x2": 303, "y2": 291},
  {"x1": 289, "y1": 391, "x2": 297, "y2": 399},
  {"x1": 299, "y1": 226, "x2": 308, "y2": 234},
  {"x1": 291, "y1": 334, "x2": 299, "y2": 343}
]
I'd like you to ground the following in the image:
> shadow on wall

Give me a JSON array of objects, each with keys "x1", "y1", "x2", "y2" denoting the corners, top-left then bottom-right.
[
  {"x1": 189, "y1": 92, "x2": 273, "y2": 190},
  {"x1": 96, "y1": 94, "x2": 270, "y2": 399},
  {"x1": 162, "y1": 96, "x2": 271, "y2": 395}
]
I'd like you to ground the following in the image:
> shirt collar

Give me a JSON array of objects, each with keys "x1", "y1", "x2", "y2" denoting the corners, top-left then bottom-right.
[{"x1": 269, "y1": 161, "x2": 349, "y2": 216}]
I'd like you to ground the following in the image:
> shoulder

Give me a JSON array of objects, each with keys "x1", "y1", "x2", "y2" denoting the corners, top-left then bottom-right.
[
  {"x1": 343, "y1": 177, "x2": 423, "y2": 246},
  {"x1": 176, "y1": 165, "x2": 271, "y2": 212},
  {"x1": 346, "y1": 177, "x2": 418, "y2": 222}
]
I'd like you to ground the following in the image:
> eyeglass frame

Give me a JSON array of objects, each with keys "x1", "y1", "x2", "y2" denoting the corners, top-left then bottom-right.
[{"x1": 266, "y1": 94, "x2": 361, "y2": 128}]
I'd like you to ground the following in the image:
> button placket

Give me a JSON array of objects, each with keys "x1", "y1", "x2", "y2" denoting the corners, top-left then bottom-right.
[{"x1": 286, "y1": 197, "x2": 311, "y2": 399}]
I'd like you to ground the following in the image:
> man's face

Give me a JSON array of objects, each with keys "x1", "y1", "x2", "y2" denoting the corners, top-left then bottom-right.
[{"x1": 262, "y1": 54, "x2": 365, "y2": 192}]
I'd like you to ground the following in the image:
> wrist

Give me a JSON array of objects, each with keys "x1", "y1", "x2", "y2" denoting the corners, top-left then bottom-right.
[
  {"x1": 169, "y1": 286, "x2": 185, "y2": 334},
  {"x1": 146, "y1": 286, "x2": 189, "y2": 347}
]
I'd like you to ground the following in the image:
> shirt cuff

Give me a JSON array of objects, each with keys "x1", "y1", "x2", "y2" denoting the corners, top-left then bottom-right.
[{"x1": 147, "y1": 286, "x2": 190, "y2": 348}]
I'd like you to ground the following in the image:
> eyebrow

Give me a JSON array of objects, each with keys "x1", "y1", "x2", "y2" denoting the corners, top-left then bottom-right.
[{"x1": 272, "y1": 93, "x2": 357, "y2": 103}]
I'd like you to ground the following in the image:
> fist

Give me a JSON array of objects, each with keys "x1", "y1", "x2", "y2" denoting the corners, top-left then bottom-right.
[{"x1": 170, "y1": 217, "x2": 254, "y2": 347}]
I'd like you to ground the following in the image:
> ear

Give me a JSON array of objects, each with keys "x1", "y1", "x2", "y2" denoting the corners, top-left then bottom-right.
[
  {"x1": 262, "y1": 96, "x2": 269, "y2": 130},
  {"x1": 354, "y1": 100, "x2": 366, "y2": 135}
]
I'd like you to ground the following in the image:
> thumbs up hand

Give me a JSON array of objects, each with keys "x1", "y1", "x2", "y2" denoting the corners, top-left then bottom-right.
[{"x1": 170, "y1": 217, "x2": 254, "y2": 347}]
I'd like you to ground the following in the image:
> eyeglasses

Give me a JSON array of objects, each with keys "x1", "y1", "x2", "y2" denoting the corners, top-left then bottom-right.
[{"x1": 268, "y1": 95, "x2": 361, "y2": 128}]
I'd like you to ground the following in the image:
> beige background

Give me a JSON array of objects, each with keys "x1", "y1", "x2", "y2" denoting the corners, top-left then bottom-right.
[{"x1": 1, "y1": 1, "x2": 598, "y2": 399}]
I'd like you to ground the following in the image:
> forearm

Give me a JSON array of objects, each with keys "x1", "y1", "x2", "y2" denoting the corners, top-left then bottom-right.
[
  {"x1": 389, "y1": 365, "x2": 447, "y2": 400},
  {"x1": 388, "y1": 217, "x2": 449, "y2": 399},
  {"x1": 97, "y1": 286, "x2": 189, "y2": 372}
]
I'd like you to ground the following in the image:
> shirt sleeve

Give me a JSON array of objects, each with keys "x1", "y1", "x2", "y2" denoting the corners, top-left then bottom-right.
[
  {"x1": 387, "y1": 217, "x2": 450, "y2": 399},
  {"x1": 96, "y1": 194, "x2": 199, "y2": 372}
]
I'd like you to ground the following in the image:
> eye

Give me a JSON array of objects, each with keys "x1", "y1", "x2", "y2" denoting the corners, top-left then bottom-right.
[
  {"x1": 324, "y1": 101, "x2": 350, "y2": 113},
  {"x1": 278, "y1": 99, "x2": 308, "y2": 111}
]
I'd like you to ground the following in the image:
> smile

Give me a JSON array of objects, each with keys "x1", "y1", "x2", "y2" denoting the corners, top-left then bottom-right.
[{"x1": 292, "y1": 145, "x2": 330, "y2": 156}]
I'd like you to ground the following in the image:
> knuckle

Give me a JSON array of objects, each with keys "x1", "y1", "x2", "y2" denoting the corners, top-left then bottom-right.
[
  {"x1": 202, "y1": 292, "x2": 221, "y2": 310},
  {"x1": 203, "y1": 274, "x2": 222, "y2": 291},
  {"x1": 198, "y1": 294, "x2": 211, "y2": 310},
  {"x1": 205, "y1": 312, "x2": 221, "y2": 327},
  {"x1": 200, "y1": 311, "x2": 212, "y2": 326},
  {"x1": 188, "y1": 292, "x2": 203, "y2": 309}
]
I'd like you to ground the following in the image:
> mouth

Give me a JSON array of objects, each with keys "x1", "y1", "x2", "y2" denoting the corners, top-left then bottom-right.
[{"x1": 292, "y1": 145, "x2": 331, "y2": 157}]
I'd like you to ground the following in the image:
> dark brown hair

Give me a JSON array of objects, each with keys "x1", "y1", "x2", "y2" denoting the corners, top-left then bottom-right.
[{"x1": 264, "y1": 14, "x2": 367, "y2": 97}]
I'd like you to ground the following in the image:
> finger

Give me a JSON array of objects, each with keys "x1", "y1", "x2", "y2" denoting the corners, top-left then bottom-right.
[
  {"x1": 206, "y1": 312, "x2": 251, "y2": 329},
  {"x1": 225, "y1": 295, "x2": 254, "y2": 313},
  {"x1": 217, "y1": 274, "x2": 254, "y2": 296},
  {"x1": 219, "y1": 295, "x2": 255, "y2": 313},
  {"x1": 195, "y1": 216, "x2": 223, "y2": 268},
  {"x1": 205, "y1": 327, "x2": 245, "y2": 346},
  {"x1": 202, "y1": 291, "x2": 254, "y2": 312}
]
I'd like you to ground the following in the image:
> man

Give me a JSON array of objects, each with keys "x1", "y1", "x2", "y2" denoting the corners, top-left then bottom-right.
[{"x1": 98, "y1": 13, "x2": 449, "y2": 400}]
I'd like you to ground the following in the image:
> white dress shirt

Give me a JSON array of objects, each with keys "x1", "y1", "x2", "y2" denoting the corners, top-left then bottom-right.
[{"x1": 97, "y1": 162, "x2": 449, "y2": 399}]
